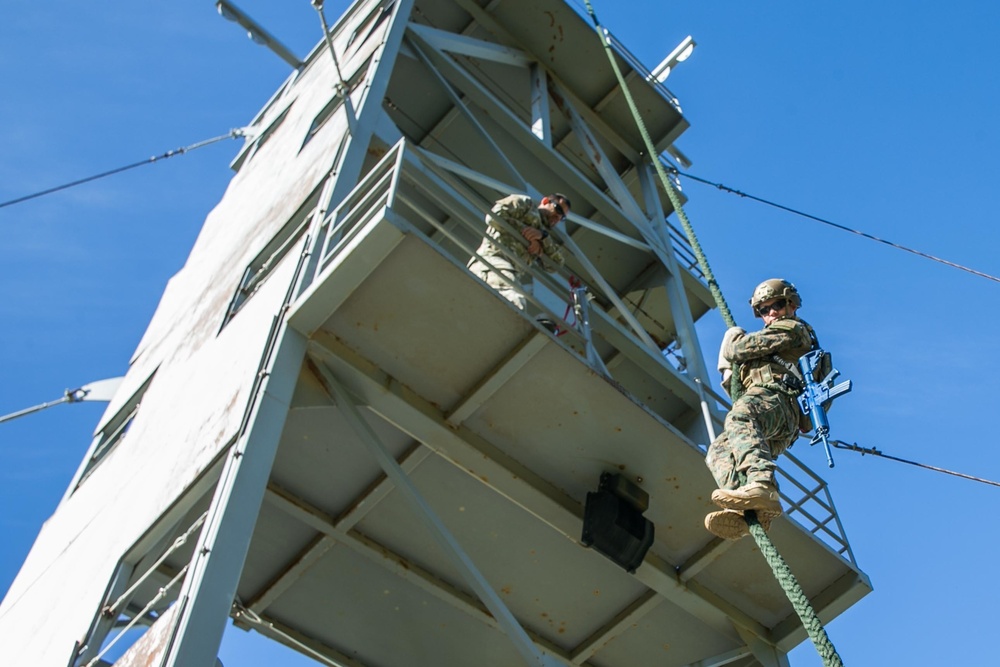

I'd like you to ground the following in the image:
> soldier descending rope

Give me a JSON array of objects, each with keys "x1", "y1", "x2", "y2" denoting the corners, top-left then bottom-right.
[{"x1": 705, "y1": 278, "x2": 824, "y2": 540}]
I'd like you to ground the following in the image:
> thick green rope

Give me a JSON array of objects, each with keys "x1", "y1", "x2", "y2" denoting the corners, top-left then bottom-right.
[
  {"x1": 585, "y1": 26, "x2": 734, "y2": 328},
  {"x1": 581, "y1": 3, "x2": 844, "y2": 664},
  {"x1": 747, "y1": 512, "x2": 844, "y2": 666},
  {"x1": 578, "y1": 4, "x2": 744, "y2": 401}
]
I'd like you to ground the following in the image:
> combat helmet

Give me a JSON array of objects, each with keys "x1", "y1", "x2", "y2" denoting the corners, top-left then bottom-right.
[{"x1": 749, "y1": 278, "x2": 800, "y2": 317}]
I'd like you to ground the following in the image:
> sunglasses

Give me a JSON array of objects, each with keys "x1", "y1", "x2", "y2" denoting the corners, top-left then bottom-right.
[
  {"x1": 552, "y1": 202, "x2": 566, "y2": 220},
  {"x1": 756, "y1": 298, "x2": 787, "y2": 316}
]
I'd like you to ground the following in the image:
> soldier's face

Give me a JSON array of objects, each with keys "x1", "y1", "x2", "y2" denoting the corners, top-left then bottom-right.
[
  {"x1": 758, "y1": 298, "x2": 794, "y2": 325},
  {"x1": 539, "y1": 198, "x2": 569, "y2": 227}
]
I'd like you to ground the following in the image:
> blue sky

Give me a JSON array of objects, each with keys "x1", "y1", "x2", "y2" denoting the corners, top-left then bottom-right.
[{"x1": 2, "y1": 1, "x2": 998, "y2": 665}]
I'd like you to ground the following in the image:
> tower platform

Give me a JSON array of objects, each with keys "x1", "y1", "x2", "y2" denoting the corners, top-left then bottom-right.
[{"x1": 216, "y1": 161, "x2": 870, "y2": 666}]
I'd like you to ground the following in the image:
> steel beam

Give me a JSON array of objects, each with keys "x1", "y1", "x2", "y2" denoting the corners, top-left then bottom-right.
[
  {"x1": 684, "y1": 646, "x2": 753, "y2": 667},
  {"x1": 449, "y1": 0, "x2": 641, "y2": 162},
  {"x1": 263, "y1": 484, "x2": 579, "y2": 666},
  {"x1": 568, "y1": 590, "x2": 663, "y2": 663},
  {"x1": 635, "y1": 162, "x2": 711, "y2": 383},
  {"x1": 404, "y1": 31, "x2": 528, "y2": 190},
  {"x1": 735, "y1": 624, "x2": 790, "y2": 667},
  {"x1": 531, "y1": 65, "x2": 551, "y2": 143},
  {"x1": 233, "y1": 606, "x2": 370, "y2": 667},
  {"x1": 446, "y1": 332, "x2": 549, "y2": 425},
  {"x1": 407, "y1": 22, "x2": 533, "y2": 67},
  {"x1": 308, "y1": 349, "x2": 563, "y2": 667},
  {"x1": 246, "y1": 442, "x2": 433, "y2": 612},
  {"x1": 315, "y1": 0, "x2": 417, "y2": 239},
  {"x1": 160, "y1": 329, "x2": 308, "y2": 667}
]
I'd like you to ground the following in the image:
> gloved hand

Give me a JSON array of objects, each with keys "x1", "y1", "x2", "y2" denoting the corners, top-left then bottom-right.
[{"x1": 717, "y1": 326, "x2": 744, "y2": 373}]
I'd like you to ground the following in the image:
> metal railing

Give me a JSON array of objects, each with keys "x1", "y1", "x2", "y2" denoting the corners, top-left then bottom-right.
[
  {"x1": 301, "y1": 142, "x2": 603, "y2": 360},
  {"x1": 700, "y1": 382, "x2": 857, "y2": 564},
  {"x1": 73, "y1": 512, "x2": 207, "y2": 667},
  {"x1": 779, "y1": 451, "x2": 857, "y2": 564}
]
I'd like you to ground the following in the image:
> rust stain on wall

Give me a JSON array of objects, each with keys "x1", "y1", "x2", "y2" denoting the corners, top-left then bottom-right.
[{"x1": 110, "y1": 603, "x2": 179, "y2": 667}]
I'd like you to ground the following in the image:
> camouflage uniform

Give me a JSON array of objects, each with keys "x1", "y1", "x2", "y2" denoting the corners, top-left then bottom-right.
[
  {"x1": 467, "y1": 195, "x2": 565, "y2": 309},
  {"x1": 706, "y1": 316, "x2": 818, "y2": 490}
]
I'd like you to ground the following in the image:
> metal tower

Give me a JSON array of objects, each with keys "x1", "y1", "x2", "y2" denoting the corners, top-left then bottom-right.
[{"x1": 0, "y1": 0, "x2": 870, "y2": 665}]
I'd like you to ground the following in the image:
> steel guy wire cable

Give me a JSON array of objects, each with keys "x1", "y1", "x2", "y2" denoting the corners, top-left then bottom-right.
[
  {"x1": 0, "y1": 129, "x2": 244, "y2": 210},
  {"x1": 674, "y1": 168, "x2": 1000, "y2": 285}
]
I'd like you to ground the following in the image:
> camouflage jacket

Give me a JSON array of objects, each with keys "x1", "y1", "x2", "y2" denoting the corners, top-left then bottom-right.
[
  {"x1": 723, "y1": 316, "x2": 818, "y2": 394},
  {"x1": 477, "y1": 194, "x2": 565, "y2": 270}
]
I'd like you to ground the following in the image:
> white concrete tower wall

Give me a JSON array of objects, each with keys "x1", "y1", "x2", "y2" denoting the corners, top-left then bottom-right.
[{"x1": 0, "y1": 0, "x2": 405, "y2": 663}]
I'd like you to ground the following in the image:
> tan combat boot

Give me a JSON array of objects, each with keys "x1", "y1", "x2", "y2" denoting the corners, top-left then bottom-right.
[
  {"x1": 704, "y1": 509, "x2": 777, "y2": 540},
  {"x1": 710, "y1": 481, "x2": 782, "y2": 514}
]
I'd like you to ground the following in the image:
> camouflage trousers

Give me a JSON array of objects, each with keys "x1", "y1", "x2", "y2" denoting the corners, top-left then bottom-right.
[
  {"x1": 468, "y1": 255, "x2": 529, "y2": 310},
  {"x1": 706, "y1": 385, "x2": 799, "y2": 490}
]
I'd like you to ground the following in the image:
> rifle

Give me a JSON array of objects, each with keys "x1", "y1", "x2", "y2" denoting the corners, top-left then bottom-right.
[{"x1": 796, "y1": 349, "x2": 852, "y2": 468}]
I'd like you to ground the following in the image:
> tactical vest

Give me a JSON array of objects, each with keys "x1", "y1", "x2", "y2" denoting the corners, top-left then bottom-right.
[
  {"x1": 739, "y1": 317, "x2": 833, "y2": 432},
  {"x1": 739, "y1": 318, "x2": 820, "y2": 394}
]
